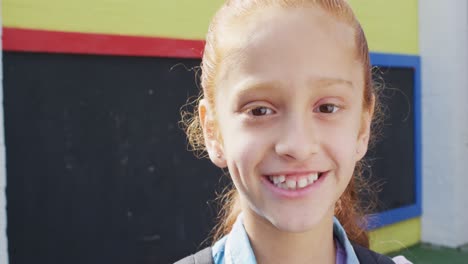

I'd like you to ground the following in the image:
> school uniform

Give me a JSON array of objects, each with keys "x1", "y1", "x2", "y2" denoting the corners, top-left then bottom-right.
[{"x1": 175, "y1": 213, "x2": 412, "y2": 264}]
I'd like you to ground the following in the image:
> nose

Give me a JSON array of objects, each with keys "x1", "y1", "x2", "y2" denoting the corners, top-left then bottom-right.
[{"x1": 274, "y1": 114, "x2": 320, "y2": 162}]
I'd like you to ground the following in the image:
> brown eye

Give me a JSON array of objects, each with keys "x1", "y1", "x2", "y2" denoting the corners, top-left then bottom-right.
[
  {"x1": 250, "y1": 107, "x2": 273, "y2": 116},
  {"x1": 316, "y1": 104, "x2": 339, "y2": 114}
]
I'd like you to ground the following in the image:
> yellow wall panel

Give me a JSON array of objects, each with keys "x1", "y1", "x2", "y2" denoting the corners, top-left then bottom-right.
[
  {"x1": 3, "y1": 0, "x2": 418, "y2": 54},
  {"x1": 349, "y1": 0, "x2": 419, "y2": 54},
  {"x1": 369, "y1": 217, "x2": 421, "y2": 254},
  {"x1": 3, "y1": 0, "x2": 224, "y2": 40}
]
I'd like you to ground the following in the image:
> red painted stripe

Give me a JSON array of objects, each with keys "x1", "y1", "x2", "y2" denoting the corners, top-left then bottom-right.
[{"x1": 2, "y1": 27, "x2": 205, "y2": 58}]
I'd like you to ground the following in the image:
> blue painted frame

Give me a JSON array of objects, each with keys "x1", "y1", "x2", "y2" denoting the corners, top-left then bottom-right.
[{"x1": 367, "y1": 52, "x2": 422, "y2": 230}]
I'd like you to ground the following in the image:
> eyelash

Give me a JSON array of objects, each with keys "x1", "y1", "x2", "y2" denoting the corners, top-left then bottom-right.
[
  {"x1": 245, "y1": 103, "x2": 341, "y2": 117},
  {"x1": 314, "y1": 103, "x2": 341, "y2": 114},
  {"x1": 247, "y1": 106, "x2": 275, "y2": 117}
]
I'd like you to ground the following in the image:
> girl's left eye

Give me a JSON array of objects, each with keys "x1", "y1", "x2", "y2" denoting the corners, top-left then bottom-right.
[
  {"x1": 248, "y1": 106, "x2": 274, "y2": 116},
  {"x1": 314, "y1": 104, "x2": 340, "y2": 114}
]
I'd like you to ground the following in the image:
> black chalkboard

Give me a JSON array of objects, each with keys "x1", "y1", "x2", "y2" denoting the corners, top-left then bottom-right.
[
  {"x1": 4, "y1": 52, "x2": 416, "y2": 263},
  {"x1": 370, "y1": 67, "x2": 415, "y2": 211}
]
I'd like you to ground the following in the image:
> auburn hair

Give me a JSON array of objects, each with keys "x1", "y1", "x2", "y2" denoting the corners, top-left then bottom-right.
[{"x1": 181, "y1": 0, "x2": 382, "y2": 248}]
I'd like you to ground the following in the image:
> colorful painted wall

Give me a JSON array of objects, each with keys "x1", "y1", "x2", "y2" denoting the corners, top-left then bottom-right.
[
  {"x1": 3, "y1": 0, "x2": 418, "y2": 56},
  {"x1": 2, "y1": 0, "x2": 422, "y2": 262}
]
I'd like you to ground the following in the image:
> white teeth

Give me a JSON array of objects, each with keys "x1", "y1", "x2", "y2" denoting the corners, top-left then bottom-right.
[
  {"x1": 308, "y1": 173, "x2": 318, "y2": 184},
  {"x1": 272, "y1": 175, "x2": 286, "y2": 184},
  {"x1": 312, "y1": 173, "x2": 318, "y2": 181},
  {"x1": 269, "y1": 173, "x2": 322, "y2": 190},
  {"x1": 298, "y1": 178, "x2": 308, "y2": 188},
  {"x1": 278, "y1": 175, "x2": 286, "y2": 183},
  {"x1": 286, "y1": 179, "x2": 297, "y2": 189}
]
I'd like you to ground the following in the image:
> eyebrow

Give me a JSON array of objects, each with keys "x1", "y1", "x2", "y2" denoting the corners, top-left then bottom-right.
[
  {"x1": 228, "y1": 79, "x2": 281, "y2": 108},
  {"x1": 233, "y1": 79, "x2": 282, "y2": 95},
  {"x1": 310, "y1": 77, "x2": 354, "y2": 89},
  {"x1": 233, "y1": 77, "x2": 354, "y2": 96}
]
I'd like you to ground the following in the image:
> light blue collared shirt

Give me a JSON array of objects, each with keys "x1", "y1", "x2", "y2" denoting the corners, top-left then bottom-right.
[{"x1": 211, "y1": 214, "x2": 360, "y2": 264}]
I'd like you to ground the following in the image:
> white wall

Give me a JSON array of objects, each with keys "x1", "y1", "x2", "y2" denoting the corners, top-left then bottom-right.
[
  {"x1": 0, "y1": 1, "x2": 9, "y2": 261},
  {"x1": 420, "y1": 0, "x2": 468, "y2": 247}
]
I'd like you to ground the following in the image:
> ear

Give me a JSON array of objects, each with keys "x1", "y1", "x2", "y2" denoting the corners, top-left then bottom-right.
[
  {"x1": 199, "y1": 99, "x2": 227, "y2": 168},
  {"x1": 356, "y1": 95, "x2": 375, "y2": 161}
]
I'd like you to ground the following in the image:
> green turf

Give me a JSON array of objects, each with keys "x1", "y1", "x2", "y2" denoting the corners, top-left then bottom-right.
[{"x1": 389, "y1": 243, "x2": 468, "y2": 264}]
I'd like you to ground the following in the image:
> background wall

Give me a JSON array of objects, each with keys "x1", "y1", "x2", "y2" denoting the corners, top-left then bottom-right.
[
  {"x1": 2, "y1": 0, "x2": 424, "y2": 263},
  {"x1": 3, "y1": 0, "x2": 418, "y2": 55},
  {"x1": 420, "y1": 0, "x2": 468, "y2": 248}
]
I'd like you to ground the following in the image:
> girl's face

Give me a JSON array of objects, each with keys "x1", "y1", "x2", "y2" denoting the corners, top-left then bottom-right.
[{"x1": 203, "y1": 7, "x2": 372, "y2": 232}]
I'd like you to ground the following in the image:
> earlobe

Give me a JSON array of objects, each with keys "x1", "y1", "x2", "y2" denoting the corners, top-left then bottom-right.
[
  {"x1": 210, "y1": 151, "x2": 227, "y2": 168},
  {"x1": 199, "y1": 99, "x2": 227, "y2": 168}
]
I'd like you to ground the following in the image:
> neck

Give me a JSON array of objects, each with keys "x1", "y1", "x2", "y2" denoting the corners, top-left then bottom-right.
[{"x1": 243, "y1": 208, "x2": 336, "y2": 264}]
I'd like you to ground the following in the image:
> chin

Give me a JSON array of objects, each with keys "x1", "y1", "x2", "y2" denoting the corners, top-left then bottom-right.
[
  {"x1": 265, "y1": 209, "x2": 329, "y2": 233},
  {"x1": 272, "y1": 220, "x2": 315, "y2": 233},
  {"x1": 244, "y1": 195, "x2": 336, "y2": 234}
]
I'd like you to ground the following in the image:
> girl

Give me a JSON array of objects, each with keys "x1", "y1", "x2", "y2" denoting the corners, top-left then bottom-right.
[{"x1": 178, "y1": 0, "x2": 411, "y2": 263}]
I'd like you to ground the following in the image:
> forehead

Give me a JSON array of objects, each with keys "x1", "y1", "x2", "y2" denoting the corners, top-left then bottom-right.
[{"x1": 215, "y1": 6, "x2": 363, "y2": 95}]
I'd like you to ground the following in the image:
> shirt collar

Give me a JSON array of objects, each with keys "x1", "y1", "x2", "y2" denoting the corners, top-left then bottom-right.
[
  {"x1": 222, "y1": 213, "x2": 360, "y2": 264},
  {"x1": 225, "y1": 213, "x2": 257, "y2": 264},
  {"x1": 333, "y1": 217, "x2": 360, "y2": 264}
]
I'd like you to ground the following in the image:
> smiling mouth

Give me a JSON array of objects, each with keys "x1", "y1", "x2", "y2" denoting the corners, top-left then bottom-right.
[{"x1": 266, "y1": 172, "x2": 325, "y2": 190}]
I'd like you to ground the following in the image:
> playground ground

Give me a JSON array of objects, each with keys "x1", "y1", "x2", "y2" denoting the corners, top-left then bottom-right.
[{"x1": 390, "y1": 243, "x2": 468, "y2": 264}]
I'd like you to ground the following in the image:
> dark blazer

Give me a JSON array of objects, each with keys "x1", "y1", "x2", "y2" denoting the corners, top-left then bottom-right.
[{"x1": 174, "y1": 244, "x2": 396, "y2": 264}]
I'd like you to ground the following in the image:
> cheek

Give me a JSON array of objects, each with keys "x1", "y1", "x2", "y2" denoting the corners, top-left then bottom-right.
[
  {"x1": 221, "y1": 122, "x2": 272, "y2": 176},
  {"x1": 321, "y1": 117, "x2": 361, "y2": 167},
  {"x1": 327, "y1": 132, "x2": 358, "y2": 167},
  {"x1": 223, "y1": 131, "x2": 272, "y2": 197}
]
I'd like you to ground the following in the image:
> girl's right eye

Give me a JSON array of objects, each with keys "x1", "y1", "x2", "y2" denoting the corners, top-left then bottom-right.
[{"x1": 248, "y1": 106, "x2": 274, "y2": 116}]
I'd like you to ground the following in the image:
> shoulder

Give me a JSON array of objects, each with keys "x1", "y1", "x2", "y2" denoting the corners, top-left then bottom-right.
[
  {"x1": 352, "y1": 243, "x2": 396, "y2": 264},
  {"x1": 173, "y1": 247, "x2": 214, "y2": 264},
  {"x1": 174, "y1": 237, "x2": 227, "y2": 264}
]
